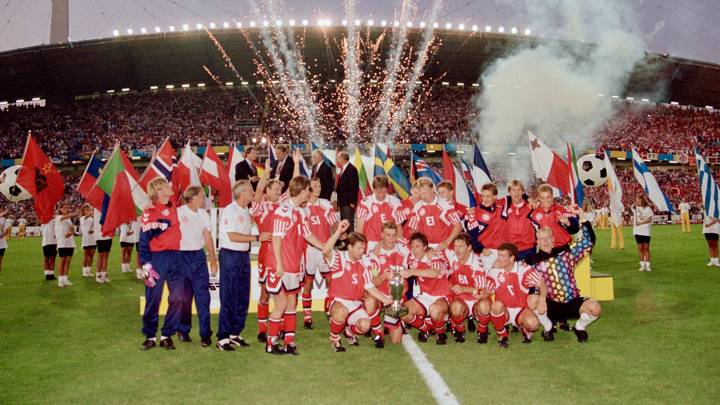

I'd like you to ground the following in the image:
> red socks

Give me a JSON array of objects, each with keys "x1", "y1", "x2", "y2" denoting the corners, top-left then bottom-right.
[
  {"x1": 368, "y1": 308, "x2": 384, "y2": 338},
  {"x1": 432, "y1": 319, "x2": 446, "y2": 335},
  {"x1": 283, "y1": 311, "x2": 296, "y2": 346},
  {"x1": 490, "y1": 312, "x2": 509, "y2": 338},
  {"x1": 450, "y1": 314, "x2": 466, "y2": 333},
  {"x1": 301, "y1": 290, "x2": 313, "y2": 322},
  {"x1": 330, "y1": 319, "x2": 345, "y2": 343},
  {"x1": 257, "y1": 302, "x2": 269, "y2": 334},
  {"x1": 476, "y1": 313, "x2": 491, "y2": 333},
  {"x1": 267, "y1": 317, "x2": 282, "y2": 345}
]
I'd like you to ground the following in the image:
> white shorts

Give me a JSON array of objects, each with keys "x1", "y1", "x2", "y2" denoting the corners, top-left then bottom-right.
[
  {"x1": 266, "y1": 270, "x2": 304, "y2": 295},
  {"x1": 304, "y1": 246, "x2": 329, "y2": 276},
  {"x1": 331, "y1": 297, "x2": 369, "y2": 326},
  {"x1": 507, "y1": 307, "x2": 525, "y2": 328},
  {"x1": 413, "y1": 293, "x2": 448, "y2": 315}
]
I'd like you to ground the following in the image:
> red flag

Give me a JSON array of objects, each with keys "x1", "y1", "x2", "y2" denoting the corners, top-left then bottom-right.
[
  {"x1": 441, "y1": 148, "x2": 454, "y2": 181},
  {"x1": 199, "y1": 143, "x2": 232, "y2": 207},
  {"x1": 101, "y1": 172, "x2": 136, "y2": 237},
  {"x1": 76, "y1": 151, "x2": 105, "y2": 210},
  {"x1": 139, "y1": 137, "x2": 176, "y2": 192},
  {"x1": 16, "y1": 134, "x2": 65, "y2": 224}
]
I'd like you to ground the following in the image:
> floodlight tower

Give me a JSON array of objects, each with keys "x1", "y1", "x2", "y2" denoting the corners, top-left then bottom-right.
[{"x1": 49, "y1": 0, "x2": 69, "y2": 44}]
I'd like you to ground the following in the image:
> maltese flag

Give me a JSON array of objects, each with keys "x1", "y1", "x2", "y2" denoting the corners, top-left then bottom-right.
[{"x1": 528, "y1": 131, "x2": 570, "y2": 195}]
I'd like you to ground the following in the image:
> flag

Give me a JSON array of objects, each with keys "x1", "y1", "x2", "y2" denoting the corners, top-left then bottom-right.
[
  {"x1": 694, "y1": 149, "x2": 720, "y2": 218},
  {"x1": 311, "y1": 142, "x2": 336, "y2": 168},
  {"x1": 296, "y1": 150, "x2": 311, "y2": 177},
  {"x1": 173, "y1": 142, "x2": 202, "y2": 196},
  {"x1": 603, "y1": 151, "x2": 624, "y2": 226},
  {"x1": 442, "y1": 148, "x2": 476, "y2": 208},
  {"x1": 268, "y1": 142, "x2": 278, "y2": 168},
  {"x1": 16, "y1": 134, "x2": 65, "y2": 224},
  {"x1": 77, "y1": 150, "x2": 105, "y2": 210},
  {"x1": 459, "y1": 157, "x2": 474, "y2": 183},
  {"x1": 199, "y1": 143, "x2": 232, "y2": 207},
  {"x1": 411, "y1": 153, "x2": 442, "y2": 184},
  {"x1": 528, "y1": 131, "x2": 570, "y2": 195},
  {"x1": 566, "y1": 143, "x2": 584, "y2": 206},
  {"x1": 471, "y1": 144, "x2": 493, "y2": 192},
  {"x1": 353, "y1": 146, "x2": 372, "y2": 203},
  {"x1": 253, "y1": 160, "x2": 265, "y2": 177},
  {"x1": 373, "y1": 144, "x2": 386, "y2": 178},
  {"x1": 374, "y1": 145, "x2": 411, "y2": 199},
  {"x1": 632, "y1": 148, "x2": 674, "y2": 212},
  {"x1": 138, "y1": 137, "x2": 176, "y2": 192},
  {"x1": 227, "y1": 143, "x2": 245, "y2": 184}
]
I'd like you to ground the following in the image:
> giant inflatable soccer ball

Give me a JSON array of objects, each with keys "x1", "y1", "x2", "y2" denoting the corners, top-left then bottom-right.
[
  {"x1": 577, "y1": 154, "x2": 608, "y2": 187},
  {"x1": 0, "y1": 165, "x2": 32, "y2": 202}
]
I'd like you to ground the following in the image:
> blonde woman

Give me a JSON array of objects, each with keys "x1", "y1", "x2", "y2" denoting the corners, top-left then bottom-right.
[{"x1": 632, "y1": 195, "x2": 654, "y2": 272}]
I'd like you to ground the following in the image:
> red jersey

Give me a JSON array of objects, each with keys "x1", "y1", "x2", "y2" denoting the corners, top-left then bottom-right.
[
  {"x1": 408, "y1": 197, "x2": 461, "y2": 245},
  {"x1": 305, "y1": 198, "x2": 336, "y2": 244},
  {"x1": 356, "y1": 194, "x2": 406, "y2": 242},
  {"x1": 139, "y1": 201, "x2": 181, "y2": 265},
  {"x1": 267, "y1": 200, "x2": 311, "y2": 273},
  {"x1": 368, "y1": 243, "x2": 411, "y2": 295},
  {"x1": 487, "y1": 262, "x2": 543, "y2": 308},
  {"x1": 250, "y1": 200, "x2": 280, "y2": 266},
  {"x1": 468, "y1": 199, "x2": 507, "y2": 250},
  {"x1": 503, "y1": 200, "x2": 536, "y2": 251},
  {"x1": 326, "y1": 250, "x2": 375, "y2": 301},
  {"x1": 446, "y1": 250, "x2": 495, "y2": 301},
  {"x1": 530, "y1": 203, "x2": 576, "y2": 248},
  {"x1": 409, "y1": 252, "x2": 451, "y2": 297}
]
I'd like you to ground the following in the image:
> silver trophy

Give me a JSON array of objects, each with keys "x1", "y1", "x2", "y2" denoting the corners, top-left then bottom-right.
[{"x1": 385, "y1": 265, "x2": 408, "y2": 319}]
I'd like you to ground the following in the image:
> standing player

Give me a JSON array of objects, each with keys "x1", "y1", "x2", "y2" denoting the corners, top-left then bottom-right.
[
  {"x1": 54, "y1": 203, "x2": 77, "y2": 287},
  {"x1": 407, "y1": 178, "x2": 462, "y2": 250},
  {"x1": 355, "y1": 175, "x2": 406, "y2": 251},
  {"x1": 704, "y1": 214, "x2": 720, "y2": 267},
  {"x1": 468, "y1": 183, "x2": 507, "y2": 268},
  {"x1": 301, "y1": 178, "x2": 337, "y2": 329},
  {"x1": 530, "y1": 184, "x2": 580, "y2": 252},
  {"x1": 366, "y1": 222, "x2": 411, "y2": 346},
  {"x1": 0, "y1": 211, "x2": 11, "y2": 273},
  {"x1": 323, "y1": 225, "x2": 393, "y2": 352},
  {"x1": 401, "y1": 232, "x2": 452, "y2": 345},
  {"x1": 632, "y1": 194, "x2": 654, "y2": 272},
  {"x1": 487, "y1": 243, "x2": 547, "y2": 348},
  {"x1": 446, "y1": 234, "x2": 494, "y2": 343},
  {"x1": 93, "y1": 208, "x2": 112, "y2": 283},
  {"x1": 503, "y1": 180, "x2": 536, "y2": 262},
  {"x1": 679, "y1": 201, "x2": 691, "y2": 233},
  {"x1": 16, "y1": 216, "x2": 27, "y2": 239},
  {"x1": 79, "y1": 204, "x2": 95, "y2": 278},
  {"x1": 119, "y1": 219, "x2": 139, "y2": 274},
  {"x1": 41, "y1": 216, "x2": 57, "y2": 281}
]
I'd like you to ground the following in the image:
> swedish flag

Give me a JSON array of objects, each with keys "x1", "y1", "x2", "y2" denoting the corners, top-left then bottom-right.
[{"x1": 374, "y1": 145, "x2": 411, "y2": 199}]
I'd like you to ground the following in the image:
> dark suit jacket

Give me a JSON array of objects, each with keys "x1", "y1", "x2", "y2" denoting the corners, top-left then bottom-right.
[
  {"x1": 312, "y1": 162, "x2": 334, "y2": 200},
  {"x1": 336, "y1": 163, "x2": 359, "y2": 208},
  {"x1": 234, "y1": 159, "x2": 259, "y2": 189},
  {"x1": 271, "y1": 156, "x2": 294, "y2": 192}
]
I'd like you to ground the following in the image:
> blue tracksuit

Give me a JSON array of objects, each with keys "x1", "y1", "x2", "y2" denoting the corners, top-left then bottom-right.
[
  {"x1": 177, "y1": 250, "x2": 212, "y2": 339},
  {"x1": 216, "y1": 248, "x2": 251, "y2": 340}
]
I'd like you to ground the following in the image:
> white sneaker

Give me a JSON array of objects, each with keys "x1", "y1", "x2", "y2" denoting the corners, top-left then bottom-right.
[
  {"x1": 103, "y1": 276, "x2": 111, "y2": 283},
  {"x1": 121, "y1": 265, "x2": 132, "y2": 273},
  {"x1": 645, "y1": 265, "x2": 652, "y2": 272},
  {"x1": 707, "y1": 260, "x2": 714, "y2": 267},
  {"x1": 58, "y1": 279, "x2": 65, "y2": 287},
  {"x1": 96, "y1": 275, "x2": 104, "y2": 284},
  {"x1": 64, "y1": 279, "x2": 73, "y2": 286}
]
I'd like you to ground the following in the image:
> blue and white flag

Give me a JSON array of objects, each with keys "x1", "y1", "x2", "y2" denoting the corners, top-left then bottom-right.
[
  {"x1": 695, "y1": 148, "x2": 720, "y2": 218},
  {"x1": 632, "y1": 148, "x2": 674, "y2": 212},
  {"x1": 471, "y1": 144, "x2": 492, "y2": 193}
]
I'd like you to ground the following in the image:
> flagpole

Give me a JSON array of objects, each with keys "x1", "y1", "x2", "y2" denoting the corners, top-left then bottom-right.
[{"x1": 76, "y1": 149, "x2": 97, "y2": 192}]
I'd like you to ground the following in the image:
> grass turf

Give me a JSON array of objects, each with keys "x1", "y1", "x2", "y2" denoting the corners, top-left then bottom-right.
[{"x1": 0, "y1": 224, "x2": 718, "y2": 404}]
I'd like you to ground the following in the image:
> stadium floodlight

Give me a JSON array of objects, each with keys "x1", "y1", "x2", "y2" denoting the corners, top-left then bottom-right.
[
  {"x1": 670, "y1": 101, "x2": 679, "y2": 105},
  {"x1": 406, "y1": 21, "x2": 413, "y2": 27},
  {"x1": 641, "y1": 98, "x2": 649, "y2": 102},
  {"x1": 393, "y1": 20, "x2": 400, "y2": 27},
  {"x1": 105, "y1": 90, "x2": 114, "y2": 94},
  {"x1": 32, "y1": 97, "x2": 40, "y2": 101},
  {"x1": 261, "y1": 137, "x2": 267, "y2": 144},
  {"x1": 182, "y1": 24, "x2": 189, "y2": 31},
  {"x1": 169, "y1": 25, "x2": 175, "y2": 32},
  {"x1": 257, "y1": 80, "x2": 264, "y2": 85},
  {"x1": 112, "y1": 29, "x2": 120, "y2": 36},
  {"x1": 626, "y1": 96, "x2": 634, "y2": 101},
  {"x1": 196, "y1": 23, "x2": 203, "y2": 30},
  {"x1": 459, "y1": 23, "x2": 467, "y2": 30},
  {"x1": 241, "y1": 81, "x2": 249, "y2": 85},
  {"x1": 263, "y1": 20, "x2": 269, "y2": 27},
  {"x1": 289, "y1": 19, "x2": 295, "y2": 26},
  {"x1": 225, "y1": 82, "x2": 234, "y2": 86},
  {"x1": 472, "y1": 83, "x2": 480, "y2": 87},
  {"x1": 166, "y1": 85, "x2": 174, "y2": 89},
  {"x1": 235, "y1": 22, "x2": 242, "y2": 28},
  {"x1": 250, "y1": 21, "x2": 256, "y2": 27},
  {"x1": 16, "y1": 99, "x2": 24, "y2": 103},
  {"x1": 154, "y1": 26, "x2": 161, "y2": 33},
  {"x1": 302, "y1": 19, "x2": 308, "y2": 26},
  {"x1": 150, "y1": 85, "x2": 158, "y2": 90},
  {"x1": 0, "y1": 101, "x2": 7, "y2": 105},
  {"x1": 326, "y1": 19, "x2": 332, "y2": 26},
  {"x1": 415, "y1": 80, "x2": 422, "y2": 85},
  {"x1": 511, "y1": 27, "x2": 518, "y2": 34},
  {"x1": 354, "y1": 19, "x2": 361, "y2": 26},
  {"x1": 471, "y1": 24, "x2": 478, "y2": 32},
  {"x1": 367, "y1": 19, "x2": 374, "y2": 26},
  {"x1": 419, "y1": 21, "x2": 426, "y2": 28},
  {"x1": 707, "y1": 106, "x2": 714, "y2": 110},
  {"x1": 381, "y1": 20, "x2": 387, "y2": 27},
  {"x1": 181, "y1": 84, "x2": 190, "y2": 88},
  {"x1": 485, "y1": 25, "x2": 492, "y2": 32},
  {"x1": 524, "y1": 28, "x2": 531, "y2": 35},
  {"x1": 140, "y1": 27, "x2": 147, "y2": 34},
  {"x1": 611, "y1": 95, "x2": 620, "y2": 99},
  {"x1": 498, "y1": 26, "x2": 505, "y2": 33},
  {"x1": 252, "y1": 137, "x2": 257, "y2": 143},
  {"x1": 342, "y1": 19, "x2": 348, "y2": 26},
  {"x1": 445, "y1": 22, "x2": 452, "y2": 29},
  {"x1": 457, "y1": 82, "x2": 464, "y2": 86},
  {"x1": 223, "y1": 22, "x2": 230, "y2": 29},
  {"x1": 121, "y1": 88, "x2": 130, "y2": 92},
  {"x1": 197, "y1": 83, "x2": 206, "y2": 87},
  {"x1": 441, "y1": 81, "x2": 449, "y2": 86},
  {"x1": 126, "y1": 28, "x2": 133, "y2": 35},
  {"x1": 275, "y1": 20, "x2": 282, "y2": 27},
  {"x1": 209, "y1": 22, "x2": 216, "y2": 29}
]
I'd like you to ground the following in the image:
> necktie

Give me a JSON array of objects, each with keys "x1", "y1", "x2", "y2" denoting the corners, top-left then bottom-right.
[{"x1": 312, "y1": 164, "x2": 317, "y2": 178}]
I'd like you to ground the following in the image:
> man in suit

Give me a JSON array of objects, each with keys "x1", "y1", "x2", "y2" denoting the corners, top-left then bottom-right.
[
  {"x1": 335, "y1": 151, "x2": 359, "y2": 232},
  {"x1": 270, "y1": 144, "x2": 294, "y2": 192},
  {"x1": 311, "y1": 150, "x2": 334, "y2": 201},
  {"x1": 233, "y1": 146, "x2": 260, "y2": 190}
]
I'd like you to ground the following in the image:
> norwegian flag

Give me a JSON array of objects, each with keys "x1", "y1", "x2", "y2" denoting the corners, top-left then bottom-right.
[{"x1": 138, "y1": 137, "x2": 176, "y2": 192}]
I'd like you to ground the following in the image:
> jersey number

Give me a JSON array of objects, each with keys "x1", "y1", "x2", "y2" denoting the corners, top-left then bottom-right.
[
  {"x1": 506, "y1": 285, "x2": 515, "y2": 296},
  {"x1": 310, "y1": 216, "x2": 321, "y2": 225},
  {"x1": 351, "y1": 274, "x2": 358, "y2": 285},
  {"x1": 425, "y1": 216, "x2": 435, "y2": 227},
  {"x1": 458, "y1": 274, "x2": 468, "y2": 285}
]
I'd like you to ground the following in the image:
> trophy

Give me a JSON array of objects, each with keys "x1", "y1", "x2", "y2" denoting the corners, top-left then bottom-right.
[{"x1": 385, "y1": 265, "x2": 408, "y2": 319}]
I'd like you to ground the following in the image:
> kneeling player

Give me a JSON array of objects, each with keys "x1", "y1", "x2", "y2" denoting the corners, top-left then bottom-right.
[
  {"x1": 366, "y1": 221, "x2": 411, "y2": 346},
  {"x1": 401, "y1": 232, "x2": 452, "y2": 345},
  {"x1": 487, "y1": 243, "x2": 547, "y2": 348},
  {"x1": 446, "y1": 234, "x2": 494, "y2": 343},
  {"x1": 323, "y1": 225, "x2": 392, "y2": 352}
]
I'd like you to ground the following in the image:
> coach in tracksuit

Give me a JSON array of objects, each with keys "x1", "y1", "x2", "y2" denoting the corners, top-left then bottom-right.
[
  {"x1": 139, "y1": 178, "x2": 183, "y2": 351},
  {"x1": 216, "y1": 180, "x2": 259, "y2": 351},
  {"x1": 176, "y1": 186, "x2": 218, "y2": 347}
]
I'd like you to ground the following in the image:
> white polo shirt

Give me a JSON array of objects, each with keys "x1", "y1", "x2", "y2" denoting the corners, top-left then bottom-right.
[
  {"x1": 93, "y1": 208, "x2": 112, "y2": 241},
  {"x1": 80, "y1": 215, "x2": 95, "y2": 248},
  {"x1": 119, "y1": 220, "x2": 140, "y2": 244},
  {"x1": 54, "y1": 216, "x2": 76, "y2": 249},
  {"x1": 41, "y1": 218, "x2": 57, "y2": 246},
  {"x1": 632, "y1": 206, "x2": 654, "y2": 236},
  {"x1": 219, "y1": 200, "x2": 253, "y2": 251},
  {"x1": 178, "y1": 204, "x2": 212, "y2": 251}
]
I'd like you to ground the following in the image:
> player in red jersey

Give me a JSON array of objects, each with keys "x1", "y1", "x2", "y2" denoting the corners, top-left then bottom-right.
[
  {"x1": 486, "y1": 243, "x2": 547, "y2": 348},
  {"x1": 446, "y1": 234, "x2": 494, "y2": 344},
  {"x1": 248, "y1": 162, "x2": 280, "y2": 343},
  {"x1": 467, "y1": 183, "x2": 507, "y2": 268},
  {"x1": 401, "y1": 232, "x2": 452, "y2": 345},
  {"x1": 503, "y1": 180, "x2": 537, "y2": 262},
  {"x1": 407, "y1": 178, "x2": 462, "y2": 250},
  {"x1": 530, "y1": 183, "x2": 580, "y2": 251},
  {"x1": 301, "y1": 178, "x2": 337, "y2": 329},
  {"x1": 322, "y1": 225, "x2": 393, "y2": 352},
  {"x1": 265, "y1": 175, "x2": 328, "y2": 355},
  {"x1": 366, "y1": 221, "x2": 411, "y2": 346},
  {"x1": 355, "y1": 175, "x2": 406, "y2": 251}
]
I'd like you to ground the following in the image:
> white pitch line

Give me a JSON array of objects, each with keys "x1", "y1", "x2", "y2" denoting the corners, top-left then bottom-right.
[{"x1": 402, "y1": 335, "x2": 460, "y2": 405}]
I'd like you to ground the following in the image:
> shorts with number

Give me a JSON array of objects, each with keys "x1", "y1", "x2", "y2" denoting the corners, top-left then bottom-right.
[
  {"x1": 304, "y1": 246, "x2": 329, "y2": 277},
  {"x1": 506, "y1": 306, "x2": 526, "y2": 328},
  {"x1": 265, "y1": 269, "x2": 303, "y2": 295},
  {"x1": 331, "y1": 298, "x2": 369, "y2": 326},
  {"x1": 413, "y1": 293, "x2": 448, "y2": 315}
]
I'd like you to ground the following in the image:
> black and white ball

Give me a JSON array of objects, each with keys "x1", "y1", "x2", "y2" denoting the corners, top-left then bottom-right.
[
  {"x1": 577, "y1": 154, "x2": 608, "y2": 187},
  {"x1": 0, "y1": 165, "x2": 32, "y2": 202}
]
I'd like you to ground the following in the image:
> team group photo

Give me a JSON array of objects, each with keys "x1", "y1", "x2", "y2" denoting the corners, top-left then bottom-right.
[{"x1": 0, "y1": 0, "x2": 718, "y2": 404}]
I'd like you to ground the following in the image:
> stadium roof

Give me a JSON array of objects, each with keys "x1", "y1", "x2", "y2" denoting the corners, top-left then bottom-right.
[{"x1": 1, "y1": 27, "x2": 719, "y2": 107}]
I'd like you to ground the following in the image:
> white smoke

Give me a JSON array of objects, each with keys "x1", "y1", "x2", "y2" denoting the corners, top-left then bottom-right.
[{"x1": 472, "y1": 0, "x2": 647, "y2": 184}]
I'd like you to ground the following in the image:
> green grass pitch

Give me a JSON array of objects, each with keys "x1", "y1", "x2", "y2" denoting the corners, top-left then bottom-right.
[{"x1": 0, "y1": 224, "x2": 718, "y2": 404}]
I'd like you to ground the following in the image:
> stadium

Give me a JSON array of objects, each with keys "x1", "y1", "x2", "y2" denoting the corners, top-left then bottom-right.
[{"x1": 0, "y1": 1, "x2": 719, "y2": 404}]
